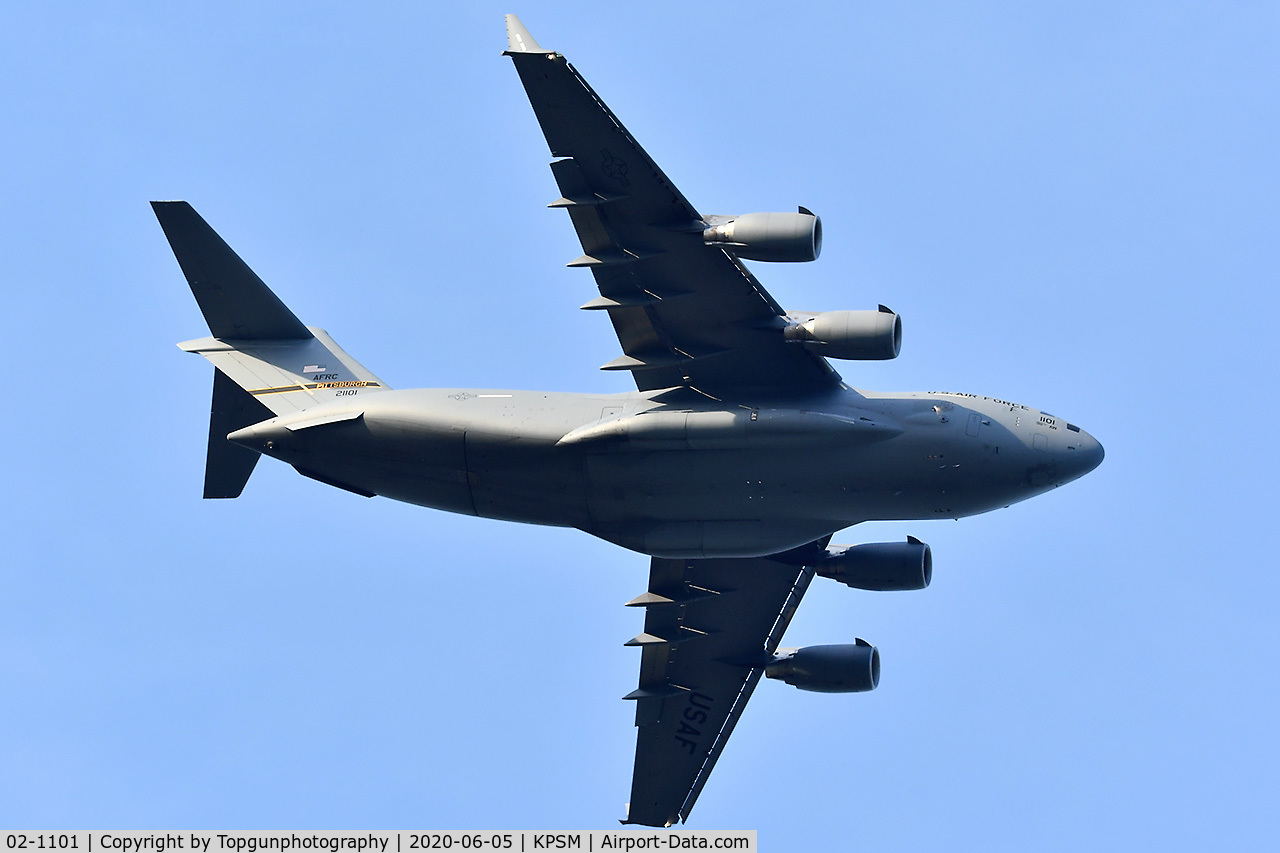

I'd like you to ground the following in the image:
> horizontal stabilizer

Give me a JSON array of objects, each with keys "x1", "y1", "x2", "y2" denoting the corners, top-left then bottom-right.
[
  {"x1": 203, "y1": 368, "x2": 274, "y2": 498},
  {"x1": 153, "y1": 201, "x2": 311, "y2": 341}
]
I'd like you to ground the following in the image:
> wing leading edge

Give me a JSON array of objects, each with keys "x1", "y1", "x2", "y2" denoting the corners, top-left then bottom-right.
[
  {"x1": 621, "y1": 543, "x2": 828, "y2": 826},
  {"x1": 504, "y1": 17, "x2": 841, "y2": 397}
]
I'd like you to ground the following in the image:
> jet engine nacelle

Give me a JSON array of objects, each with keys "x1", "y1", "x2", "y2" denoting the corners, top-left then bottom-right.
[
  {"x1": 702, "y1": 209, "x2": 822, "y2": 262},
  {"x1": 765, "y1": 641, "x2": 880, "y2": 693},
  {"x1": 817, "y1": 537, "x2": 932, "y2": 591},
  {"x1": 783, "y1": 307, "x2": 902, "y2": 360}
]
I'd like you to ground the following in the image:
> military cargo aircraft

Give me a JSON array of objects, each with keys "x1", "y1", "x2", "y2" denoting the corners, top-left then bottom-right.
[{"x1": 153, "y1": 15, "x2": 1103, "y2": 827}]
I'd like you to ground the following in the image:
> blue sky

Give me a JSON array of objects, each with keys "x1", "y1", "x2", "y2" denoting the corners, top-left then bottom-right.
[{"x1": 2, "y1": 2, "x2": 1277, "y2": 848}]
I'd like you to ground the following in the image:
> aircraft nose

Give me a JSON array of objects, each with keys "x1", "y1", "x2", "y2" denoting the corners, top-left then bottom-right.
[{"x1": 1062, "y1": 426, "x2": 1104, "y2": 481}]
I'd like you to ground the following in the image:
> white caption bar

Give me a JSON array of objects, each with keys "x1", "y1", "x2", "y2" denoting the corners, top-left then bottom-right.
[{"x1": 0, "y1": 832, "x2": 758, "y2": 853}]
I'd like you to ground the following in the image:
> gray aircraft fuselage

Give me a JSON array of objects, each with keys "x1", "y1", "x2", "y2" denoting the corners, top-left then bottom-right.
[{"x1": 229, "y1": 385, "x2": 1103, "y2": 559}]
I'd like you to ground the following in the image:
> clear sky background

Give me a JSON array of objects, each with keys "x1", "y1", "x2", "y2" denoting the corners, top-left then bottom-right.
[{"x1": 2, "y1": 2, "x2": 1277, "y2": 849}]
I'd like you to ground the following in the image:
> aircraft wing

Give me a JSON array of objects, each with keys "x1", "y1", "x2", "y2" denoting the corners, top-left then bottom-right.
[
  {"x1": 621, "y1": 550, "x2": 822, "y2": 826},
  {"x1": 505, "y1": 16, "x2": 842, "y2": 396}
]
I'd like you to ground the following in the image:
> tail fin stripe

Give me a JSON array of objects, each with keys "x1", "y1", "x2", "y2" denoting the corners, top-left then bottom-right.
[{"x1": 250, "y1": 380, "x2": 383, "y2": 396}]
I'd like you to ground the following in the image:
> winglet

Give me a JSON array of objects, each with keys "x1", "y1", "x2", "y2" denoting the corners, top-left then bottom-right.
[{"x1": 504, "y1": 14, "x2": 545, "y2": 53}]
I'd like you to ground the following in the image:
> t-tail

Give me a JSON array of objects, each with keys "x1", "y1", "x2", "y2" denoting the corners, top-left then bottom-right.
[{"x1": 153, "y1": 201, "x2": 388, "y2": 498}]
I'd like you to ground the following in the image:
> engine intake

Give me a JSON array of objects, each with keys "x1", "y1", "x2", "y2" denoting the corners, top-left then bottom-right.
[
  {"x1": 817, "y1": 537, "x2": 932, "y2": 591},
  {"x1": 703, "y1": 208, "x2": 821, "y2": 262},
  {"x1": 784, "y1": 307, "x2": 902, "y2": 360},
  {"x1": 765, "y1": 641, "x2": 880, "y2": 693}
]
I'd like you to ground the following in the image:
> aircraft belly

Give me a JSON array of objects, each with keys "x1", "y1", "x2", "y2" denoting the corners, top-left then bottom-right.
[
  {"x1": 580, "y1": 448, "x2": 852, "y2": 558},
  {"x1": 464, "y1": 432, "x2": 591, "y2": 528},
  {"x1": 257, "y1": 389, "x2": 1057, "y2": 542},
  {"x1": 365, "y1": 421, "x2": 476, "y2": 514},
  {"x1": 289, "y1": 415, "x2": 477, "y2": 514},
  {"x1": 320, "y1": 389, "x2": 611, "y2": 523}
]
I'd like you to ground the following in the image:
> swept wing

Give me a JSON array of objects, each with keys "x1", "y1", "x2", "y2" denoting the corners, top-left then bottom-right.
[
  {"x1": 621, "y1": 548, "x2": 825, "y2": 826},
  {"x1": 504, "y1": 16, "x2": 841, "y2": 397}
]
